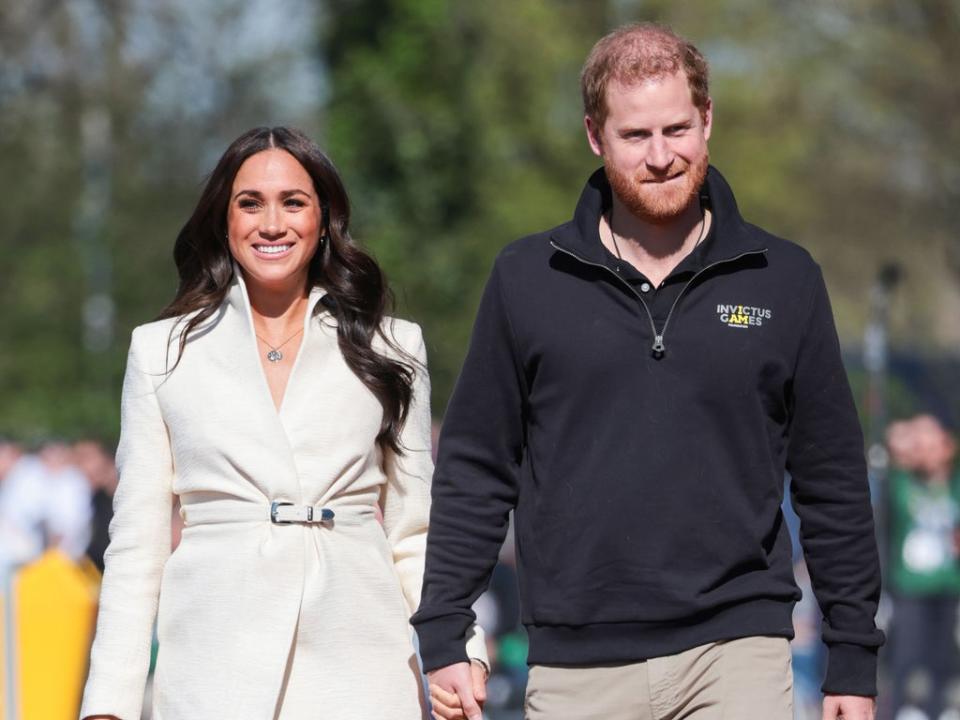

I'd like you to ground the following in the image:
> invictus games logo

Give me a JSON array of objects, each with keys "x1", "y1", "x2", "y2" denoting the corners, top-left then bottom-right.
[{"x1": 716, "y1": 304, "x2": 772, "y2": 328}]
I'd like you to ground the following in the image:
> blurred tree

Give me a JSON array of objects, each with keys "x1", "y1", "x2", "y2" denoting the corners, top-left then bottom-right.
[
  {"x1": 323, "y1": 0, "x2": 960, "y2": 414},
  {"x1": 644, "y1": 1, "x2": 960, "y2": 347},
  {"x1": 805, "y1": 0, "x2": 960, "y2": 346},
  {"x1": 0, "y1": 0, "x2": 957, "y2": 439},
  {"x1": 0, "y1": 0, "x2": 323, "y2": 440},
  {"x1": 322, "y1": 0, "x2": 611, "y2": 405}
]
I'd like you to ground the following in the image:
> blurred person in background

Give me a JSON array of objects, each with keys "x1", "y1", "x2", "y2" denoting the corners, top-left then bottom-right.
[
  {"x1": 886, "y1": 415, "x2": 960, "y2": 719},
  {"x1": 0, "y1": 439, "x2": 92, "y2": 566},
  {"x1": 0, "y1": 438, "x2": 26, "y2": 570},
  {"x1": 414, "y1": 22, "x2": 882, "y2": 720},
  {"x1": 80, "y1": 126, "x2": 486, "y2": 720},
  {"x1": 73, "y1": 439, "x2": 118, "y2": 572},
  {"x1": 0, "y1": 438, "x2": 22, "y2": 479}
]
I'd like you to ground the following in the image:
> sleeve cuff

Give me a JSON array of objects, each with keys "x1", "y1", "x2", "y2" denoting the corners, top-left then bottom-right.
[
  {"x1": 822, "y1": 642, "x2": 879, "y2": 696},
  {"x1": 414, "y1": 614, "x2": 474, "y2": 673},
  {"x1": 465, "y1": 623, "x2": 489, "y2": 669}
]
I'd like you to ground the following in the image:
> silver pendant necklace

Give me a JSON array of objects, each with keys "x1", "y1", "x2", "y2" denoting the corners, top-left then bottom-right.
[{"x1": 255, "y1": 327, "x2": 303, "y2": 363}]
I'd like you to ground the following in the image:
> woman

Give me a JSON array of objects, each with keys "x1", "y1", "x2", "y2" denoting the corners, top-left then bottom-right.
[{"x1": 81, "y1": 127, "x2": 486, "y2": 720}]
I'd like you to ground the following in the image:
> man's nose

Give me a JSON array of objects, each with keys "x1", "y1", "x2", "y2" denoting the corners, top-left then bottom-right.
[{"x1": 645, "y1": 135, "x2": 674, "y2": 172}]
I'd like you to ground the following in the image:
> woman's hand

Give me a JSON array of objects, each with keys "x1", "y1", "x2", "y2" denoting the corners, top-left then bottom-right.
[
  {"x1": 427, "y1": 659, "x2": 488, "y2": 720},
  {"x1": 822, "y1": 695, "x2": 875, "y2": 720}
]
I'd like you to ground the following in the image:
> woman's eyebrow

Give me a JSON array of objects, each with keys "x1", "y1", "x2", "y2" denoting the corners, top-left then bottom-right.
[
  {"x1": 232, "y1": 188, "x2": 311, "y2": 200},
  {"x1": 232, "y1": 188, "x2": 261, "y2": 200}
]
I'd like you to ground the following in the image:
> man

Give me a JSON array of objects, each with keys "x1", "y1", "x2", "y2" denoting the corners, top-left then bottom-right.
[
  {"x1": 413, "y1": 23, "x2": 883, "y2": 720},
  {"x1": 886, "y1": 415, "x2": 960, "y2": 717}
]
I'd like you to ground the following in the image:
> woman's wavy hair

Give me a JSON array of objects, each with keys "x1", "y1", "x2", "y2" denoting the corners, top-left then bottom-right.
[{"x1": 157, "y1": 126, "x2": 414, "y2": 454}]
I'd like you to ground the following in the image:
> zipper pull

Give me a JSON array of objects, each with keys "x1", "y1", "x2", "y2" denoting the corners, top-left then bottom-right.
[{"x1": 652, "y1": 336, "x2": 665, "y2": 357}]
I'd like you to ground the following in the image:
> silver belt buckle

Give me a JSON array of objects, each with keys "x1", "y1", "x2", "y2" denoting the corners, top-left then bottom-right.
[
  {"x1": 271, "y1": 501, "x2": 294, "y2": 524},
  {"x1": 271, "y1": 501, "x2": 335, "y2": 524}
]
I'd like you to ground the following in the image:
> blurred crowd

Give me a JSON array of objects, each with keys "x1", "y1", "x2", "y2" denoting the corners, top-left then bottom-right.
[
  {"x1": 2, "y1": 415, "x2": 960, "y2": 720},
  {"x1": 0, "y1": 438, "x2": 118, "y2": 576}
]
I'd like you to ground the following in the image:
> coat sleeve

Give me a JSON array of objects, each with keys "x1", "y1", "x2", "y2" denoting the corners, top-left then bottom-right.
[
  {"x1": 411, "y1": 261, "x2": 524, "y2": 673},
  {"x1": 380, "y1": 322, "x2": 487, "y2": 668},
  {"x1": 786, "y1": 264, "x2": 885, "y2": 697},
  {"x1": 81, "y1": 327, "x2": 175, "y2": 720}
]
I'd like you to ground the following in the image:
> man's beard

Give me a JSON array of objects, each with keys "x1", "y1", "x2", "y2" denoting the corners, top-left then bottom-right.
[{"x1": 606, "y1": 151, "x2": 709, "y2": 225}]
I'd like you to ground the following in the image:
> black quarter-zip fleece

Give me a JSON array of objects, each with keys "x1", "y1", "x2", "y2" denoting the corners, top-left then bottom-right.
[{"x1": 412, "y1": 166, "x2": 884, "y2": 696}]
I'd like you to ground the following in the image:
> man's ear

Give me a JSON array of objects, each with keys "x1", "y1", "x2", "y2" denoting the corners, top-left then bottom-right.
[
  {"x1": 584, "y1": 115, "x2": 603, "y2": 157},
  {"x1": 702, "y1": 97, "x2": 713, "y2": 142}
]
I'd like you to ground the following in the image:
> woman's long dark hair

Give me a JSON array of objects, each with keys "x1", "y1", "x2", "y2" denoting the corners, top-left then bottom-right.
[{"x1": 158, "y1": 126, "x2": 414, "y2": 454}]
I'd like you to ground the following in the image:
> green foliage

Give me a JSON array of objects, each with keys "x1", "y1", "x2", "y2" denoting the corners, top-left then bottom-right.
[
  {"x1": 323, "y1": 0, "x2": 608, "y2": 405},
  {"x1": 0, "y1": 0, "x2": 322, "y2": 441},
  {"x1": 1, "y1": 0, "x2": 957, "y2": 438},
  {"x1": 323, "y1": 0, "x2": 960, "y2": 416}
]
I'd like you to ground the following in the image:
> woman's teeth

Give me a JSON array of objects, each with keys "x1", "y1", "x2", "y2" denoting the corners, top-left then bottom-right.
[{"x1": 255, "y1": 244, "x2": 291, "y2": 254}]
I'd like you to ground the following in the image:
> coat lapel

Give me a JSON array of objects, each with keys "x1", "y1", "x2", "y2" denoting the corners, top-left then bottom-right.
[{"x1": 221, "y1": 270, "x2": 327, "y2": 504}]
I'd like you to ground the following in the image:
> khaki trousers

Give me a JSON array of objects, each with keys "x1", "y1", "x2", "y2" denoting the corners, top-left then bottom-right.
[{"x1": 525, "y1": 636, "x2": 793, "y2": 720}]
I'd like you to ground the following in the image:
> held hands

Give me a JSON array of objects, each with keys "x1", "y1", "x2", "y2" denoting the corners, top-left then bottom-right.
[
  {"x1": 427, "y1": 659, "x2": 489, "y2": 720},
  {"x1": 822, "y1": 695, "x2": 875, "y2": 720}
]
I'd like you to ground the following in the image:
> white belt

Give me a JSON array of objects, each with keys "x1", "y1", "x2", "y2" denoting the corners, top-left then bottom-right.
[{"x1": 180, "y1": 500, "x2": 375, "y2": 527}]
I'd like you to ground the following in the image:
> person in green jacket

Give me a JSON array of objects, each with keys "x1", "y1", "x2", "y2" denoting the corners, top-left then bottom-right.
[{"x1": 887, "y1": 414, "x2": 960, "y2": 718}]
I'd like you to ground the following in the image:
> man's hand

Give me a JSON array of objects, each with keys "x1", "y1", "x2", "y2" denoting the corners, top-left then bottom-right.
[
  {"x1": 822, "y1": 694, "x2": 875, "y2": 720},
  {"x1": 427, "y1": 660, "x2": 488, "y2": 720}
]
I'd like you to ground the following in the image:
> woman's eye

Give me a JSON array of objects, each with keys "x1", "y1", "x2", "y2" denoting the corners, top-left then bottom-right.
[
  {"x1": 285, "y1": 199, "x2": 306, "y2": 209},
  {"x1": 238, "y1": 199, "x2": 260, "y2": 209}
]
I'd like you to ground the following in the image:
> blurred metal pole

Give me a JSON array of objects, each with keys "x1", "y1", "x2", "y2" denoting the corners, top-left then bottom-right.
[
  {"x1": 863, "y1": 262, "x2": 902, "y2": 575},
  {"x1": 2, "y1": 566, "x2": 19, "y2": 720},
  {"x1": 75, "y1": 106, "x2": 114, "y2": 371}
]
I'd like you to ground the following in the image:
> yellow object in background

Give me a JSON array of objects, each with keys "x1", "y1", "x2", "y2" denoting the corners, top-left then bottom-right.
[
  {"x1": 9, "y1": 551, "x2": 100, "y2": 720},
  {"x1": 1, "y1": 587, "x2": 8, "y2": 720}
]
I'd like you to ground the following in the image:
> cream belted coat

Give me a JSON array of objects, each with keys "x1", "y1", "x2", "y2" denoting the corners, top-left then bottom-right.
[{"x1": 80, "y1": 272, "x2": 485, "y2": 720}]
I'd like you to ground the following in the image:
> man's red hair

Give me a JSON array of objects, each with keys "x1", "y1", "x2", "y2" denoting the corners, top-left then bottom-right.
[{"x1": 581, "y1": 23, "x2": 710, "y2": 128}]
